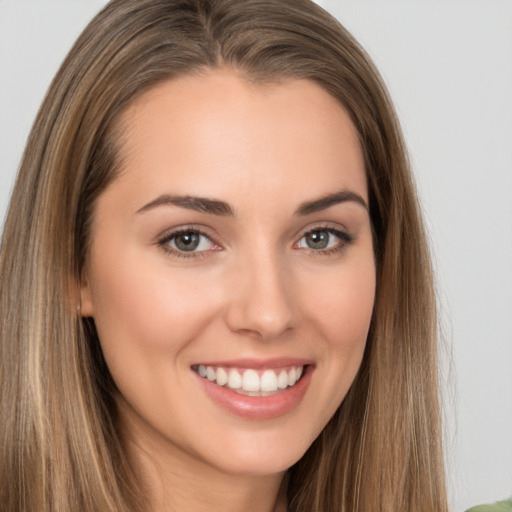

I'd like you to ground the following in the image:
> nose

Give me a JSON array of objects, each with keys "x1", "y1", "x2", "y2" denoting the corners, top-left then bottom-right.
[{"x1": 224, "y1": 251, "x2": 301, "y2": 340}]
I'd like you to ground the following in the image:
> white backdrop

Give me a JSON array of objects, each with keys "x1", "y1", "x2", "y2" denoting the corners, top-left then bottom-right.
[{"x1": 1, "y1": 1, "x2": 511, "y2": 511}]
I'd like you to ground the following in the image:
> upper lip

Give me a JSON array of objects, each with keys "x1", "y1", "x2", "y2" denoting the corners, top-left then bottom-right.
[{"x1": 192, "y1": 357, "x2": 314, "y2": 369}]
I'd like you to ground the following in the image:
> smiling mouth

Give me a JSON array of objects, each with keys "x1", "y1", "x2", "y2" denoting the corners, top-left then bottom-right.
[{"x1": 192, "y1": 365, "x2": 305, "y2": 397}]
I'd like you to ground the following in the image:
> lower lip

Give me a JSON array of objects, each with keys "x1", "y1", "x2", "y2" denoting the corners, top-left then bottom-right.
[{"x1": 194, "y1": 366, "x2": 313, "y2": 420}]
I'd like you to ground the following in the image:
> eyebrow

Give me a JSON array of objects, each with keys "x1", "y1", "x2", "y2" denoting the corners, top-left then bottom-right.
[
  {"x1": 136, "y1": 194, "x2": 234, "y2": 216},
  {"x1": 295, "y1": 190, "x2": 368, "y2": 215},
  {"x1": 135, "y1": 189, "x2": 368, "y2": 217}
]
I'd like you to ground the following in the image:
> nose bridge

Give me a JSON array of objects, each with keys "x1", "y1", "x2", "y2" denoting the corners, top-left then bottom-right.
[{"x1": 225, "y1": 243, "x2": 299, "y2": 339}]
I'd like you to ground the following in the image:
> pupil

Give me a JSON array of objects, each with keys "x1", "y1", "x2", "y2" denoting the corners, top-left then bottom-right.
[
  {"x1": 306, "y1": 230, "x2": 328, "y2": 249},
  {"x1": 175, "y1": 232, "x2": 199, "y2": 251}
]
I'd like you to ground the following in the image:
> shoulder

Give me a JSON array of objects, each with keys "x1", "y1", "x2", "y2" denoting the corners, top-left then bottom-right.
[{"x1": 466, "y1": 498, "x2": 512, "y2": 512}]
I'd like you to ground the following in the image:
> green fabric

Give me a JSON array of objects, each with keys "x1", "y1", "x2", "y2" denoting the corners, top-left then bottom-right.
[{"x1": 466, "y1": 499, "x2": 512, "y2": 512}]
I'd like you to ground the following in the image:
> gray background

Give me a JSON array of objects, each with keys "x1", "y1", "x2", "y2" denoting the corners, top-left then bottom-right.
[{"x1": 1, "y1": 1, "x2": 511, "y2": 510}]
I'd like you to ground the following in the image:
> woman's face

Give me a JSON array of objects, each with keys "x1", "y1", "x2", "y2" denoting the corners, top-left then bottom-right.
[{"x1": 81, "y1": 69, "x2": 375, "y2": 477}]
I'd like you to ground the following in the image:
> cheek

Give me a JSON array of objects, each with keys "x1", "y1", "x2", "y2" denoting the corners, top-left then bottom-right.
[
  {"x1": 86, "y1": 246, "x2": 220, "y2": 366},
  {"x1": 305, "y1": 257, "x2": 375, "y2": 347},
  {"x1": 301, "y1": 254, "x2": 375, "y2": 406}
]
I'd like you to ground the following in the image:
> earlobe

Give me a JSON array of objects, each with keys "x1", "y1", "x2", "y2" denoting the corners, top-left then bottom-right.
[{"x1": 79, "y1": 274, "x2": 94, "y2": 317}]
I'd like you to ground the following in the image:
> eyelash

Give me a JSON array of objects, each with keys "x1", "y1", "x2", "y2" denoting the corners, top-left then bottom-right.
[
  {"x1": 297, "y1": 226, "x2": 354, "y2": 256},
  {"x1": 156, "y1": 225, "x2": 354, "y2": 259},
  {"x1": 157, "y1": 227, "x2": 218, "y2": 259}
]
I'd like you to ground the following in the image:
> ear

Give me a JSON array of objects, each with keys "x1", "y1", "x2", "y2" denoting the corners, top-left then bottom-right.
[{"x1": 79, "y1": 272, "x2": 95, "y2": 317}]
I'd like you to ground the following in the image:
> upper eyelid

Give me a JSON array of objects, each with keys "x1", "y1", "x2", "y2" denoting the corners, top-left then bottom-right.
[
  {"x1": 163, "y1": 229, "x2": 213, "y2": 244},
  {"x1": 294, "y1": 222, "x2": 351, "y2": 240},
  {"x1": 301, "y1": 225, "x2": 347, "y2": 235},
  {"x1": 297, "y1": 226, "x2": 352, "y2": 245},
  {"x1": 157, "y1": 224, "x2": 218, "y2": 243}
]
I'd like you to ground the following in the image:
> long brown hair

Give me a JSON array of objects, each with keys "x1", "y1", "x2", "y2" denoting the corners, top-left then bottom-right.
[{"x1": 0, "y1": 1, "x2": 448, "y2": 510}]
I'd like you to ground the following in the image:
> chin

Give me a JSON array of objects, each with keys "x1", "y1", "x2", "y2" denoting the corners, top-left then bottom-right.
[{"x1": 195, "y1": 427, "x2": 316, "y2": 477}]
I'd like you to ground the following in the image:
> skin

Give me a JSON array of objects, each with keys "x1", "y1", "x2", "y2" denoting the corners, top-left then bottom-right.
[{"x1": 80, "y1": 69, "x2": 376, "y2": 512}]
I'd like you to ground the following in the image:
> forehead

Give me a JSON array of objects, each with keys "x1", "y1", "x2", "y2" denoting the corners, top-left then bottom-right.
[{"x1": 107, "y1": 69, "x2": 367, "y2": 213}]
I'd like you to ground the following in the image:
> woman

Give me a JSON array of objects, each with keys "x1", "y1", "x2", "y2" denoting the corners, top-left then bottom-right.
[{"x1": 0, "y1": 0, "x2": 448, "y2": 511}]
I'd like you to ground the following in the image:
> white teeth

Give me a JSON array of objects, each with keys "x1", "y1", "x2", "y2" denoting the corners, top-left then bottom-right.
[
  {"x1": 260, "y1": 370, "x2": 278, "y2": 392},
  {"x1": 288, "y1": 367, "x2": 297, "y2": 386},
  {"x1": 242, "y1": 369, "x2": 260, "y2": 392},
  {"x1": 277, "y1": 370, "x2": 288, "y2": 389},
  {"x1": 197, "y1": 365, "x2": 305, "y2": 394},
  {"x1": 216, "y1": 367, "x2": 228, "y2": 386},
  {"x1": 228, "y1": 369, "x2": 242, "y2": 389}
]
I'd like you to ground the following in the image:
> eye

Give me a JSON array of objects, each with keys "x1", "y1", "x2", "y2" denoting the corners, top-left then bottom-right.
[
  {"x1": 296, "y1": 227, "x2": 352, "y2": 252},
  {"x1": 159, "y1": 229, "x2": 219, "y2": 256}
]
